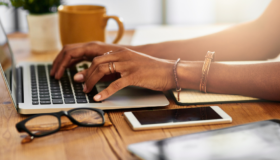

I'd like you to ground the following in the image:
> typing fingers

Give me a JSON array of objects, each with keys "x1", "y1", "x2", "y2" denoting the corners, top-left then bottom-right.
[
  {"x1": 50, "y1": 43, "x2": 85, "y2": 76},
  {"x1": 84, "y1": 62, "x2": 125, "y2": 93},
  {"x1": 85, "y1": 50, "x2": 124, "y2": 83},
  {"x1": 74, "y1": 69, "x2": 88, "y2": 82},
  {"x1": 53, "y1": 47, "x2": 90, "y2": 79}
]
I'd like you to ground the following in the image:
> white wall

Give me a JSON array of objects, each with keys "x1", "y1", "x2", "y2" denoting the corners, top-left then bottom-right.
[
  {"x1": 166, "y1": 0, "x2": 271, "y2": 25},
  {"x1": 65, "y1": 0, "x2": 163, "y2": 30},
  {"x1": 166, "y1": 0, "x2": 216, "y2": 25},
  {"x1": 0, "y1": 0, "x2": 273, "y2": 32}
]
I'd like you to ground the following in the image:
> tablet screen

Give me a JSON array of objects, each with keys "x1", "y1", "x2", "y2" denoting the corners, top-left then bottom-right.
[
  {"x1": 128, "y1": 120, "x2": 280, "y2": 160},
  {"x1": 160, "y1": 120, "x2": 280, "y2": 159},
  {"x1": 132, "y1": 107, "x2": 222, "y2": 125}
]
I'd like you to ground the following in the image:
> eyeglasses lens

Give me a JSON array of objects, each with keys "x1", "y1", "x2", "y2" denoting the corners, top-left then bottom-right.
[
  {"x1": 25, "y1": 115, "x2": 59, "y2": 136},
  {"x1": 70, "y1": 109, "x2": 103, "y2": 125}
]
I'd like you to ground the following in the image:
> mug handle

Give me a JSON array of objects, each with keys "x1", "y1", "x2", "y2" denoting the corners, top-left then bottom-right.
[{"x1": 103, "y1": 15, "x2": 124, "y2": 44}]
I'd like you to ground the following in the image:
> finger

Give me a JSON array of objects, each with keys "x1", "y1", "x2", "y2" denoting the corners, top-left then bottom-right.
[
  {"x1": 50, "y1": 43, "x2": 85, "y2": 76},
  {"x1": 85, "y1": 49, "x2": 124, "y2": 82},
  {"x1": 73, "y1": 69, "x2": 88, "y2": 82},
  {"x1": 54, "y1": 47, "x2": 90, "y2": 79},
  {"x1": 93, "y1": 78, "x2": 129, "y2": 101},
  {"x1": 84, "y1": 62, "x2": 125, "y2": 93},
  {"x1": 67, "y1": 57, "x2": 85, "y2": 68}
]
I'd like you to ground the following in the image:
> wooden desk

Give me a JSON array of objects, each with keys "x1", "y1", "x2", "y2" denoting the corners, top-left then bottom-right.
[{"x1": 1, "y1": 31, "x2": 280, "y2": 160}]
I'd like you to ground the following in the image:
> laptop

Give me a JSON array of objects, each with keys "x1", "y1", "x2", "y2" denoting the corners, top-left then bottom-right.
[{"x1": 0, "y1": 20, "x2": 169, "y2": 114}]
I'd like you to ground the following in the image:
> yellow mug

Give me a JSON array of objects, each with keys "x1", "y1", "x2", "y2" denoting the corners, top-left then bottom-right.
[{"x1": 58, "y1": 5, "x2": 124, "y2": 46}]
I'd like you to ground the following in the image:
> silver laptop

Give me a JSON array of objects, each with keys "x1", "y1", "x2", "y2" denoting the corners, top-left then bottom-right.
[{"x1": 0, "y1": 20, "x2": 169, "y2": 114}]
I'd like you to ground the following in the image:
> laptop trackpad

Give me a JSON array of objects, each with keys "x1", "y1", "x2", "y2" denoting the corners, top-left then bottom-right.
[{"x1": 96, "y1": 83, "x2": 163, "y2": 99}]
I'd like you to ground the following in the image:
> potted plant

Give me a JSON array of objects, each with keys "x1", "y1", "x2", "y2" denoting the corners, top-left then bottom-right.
[{"x1": 3, "y1": 0, "x2": 62, "y2": 52}]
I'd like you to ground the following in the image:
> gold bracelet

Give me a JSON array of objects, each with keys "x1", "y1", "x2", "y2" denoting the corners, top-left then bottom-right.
[{"x1": 200, "y1": 51, "x2": 215, "y2": 93}]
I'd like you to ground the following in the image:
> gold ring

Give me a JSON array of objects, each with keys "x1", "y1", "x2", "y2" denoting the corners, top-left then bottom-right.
[
  {"x1": 112, "y1": 62, "x2": 116, "y2": 73},
  {"x1": 108, "y1": 62, "x2": 112, "y2": 74}
]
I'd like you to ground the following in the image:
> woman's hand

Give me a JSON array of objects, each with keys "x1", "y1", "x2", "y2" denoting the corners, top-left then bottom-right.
[
  {"x1": 74, "y1": 48, "x2": 176, "y2": 101},
  {"x1": 50, "y1": 41, "x2": 122, "y2": 79}
]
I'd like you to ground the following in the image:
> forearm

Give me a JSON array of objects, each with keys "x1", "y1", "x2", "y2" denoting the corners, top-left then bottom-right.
[{"x1": 177, "y1": 61, "x2": 280, "y2": 101}]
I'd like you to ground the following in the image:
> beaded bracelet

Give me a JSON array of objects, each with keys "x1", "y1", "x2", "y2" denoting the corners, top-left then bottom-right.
[
  {"x1": 173, "y1": 58, "x2": 181, "y2": 101},
  {"x1": 200, "y1": 51, "x2": 215, "y2": 93}
]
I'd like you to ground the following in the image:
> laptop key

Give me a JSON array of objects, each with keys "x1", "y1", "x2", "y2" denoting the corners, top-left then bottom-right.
[
  {"x1": 39, "y1": 86, "x2": 48, "y2": 89},
  {"x1": 40, "y1": 92, "x2": 50, "y2": 95},
  {"x1": 51, "y1": 92, "x2": 61, "y2": 96},
  {"x1": 32, "y1": 98, "x2": 38, "y2": 101},
  {"x1": 32, "y1": 88, "x2": 38, "y2": 92},
  {"x1": 52, "y1": 95, "x2": 62, "y2": 99},
  {"x1": 40, "y1": 95, "x2": 50, "y2": 98},
  {"x1": 77, "y1": 99, "x2": 87, "y2": 103},
  {"x1": 32, "y1": 95, "x2": 38, "y2": 98},
  {"x1": 76, "y1": 95, "x2": 86, "y2": 99},
  {"x1": 74, "y1": 89, "x2": 83, "y2": 93},
  {"x1": 39, "y1": 88, "x2": 49, "y2": 92},
  {"x1": 32, "y1": 101, "x2": 39, "y2": 105},
  {"x1": 40, "y1": 98, "x2": 50, "y2": 101},
  {"x1": 40, "y1": 101, "x2": 51, "y2": 105},
  {"x1": 64, "y1": 98, "x2": 75, "y2": 104},
  {"x1": 52, "y1": 99, "x2": 63, "y2": 104},
  {"x1": 51, "y1": 86, "x2": 60, "y2": 90},
  {"x1": 63, "y1": 94, "x2": 74, "y2": 98},
  {"x1": 51, "y1": 90, "x2": 61, "y2": 94},
  {"x1": 62, "y1": 91, "x2": 73, "y2": 94}
]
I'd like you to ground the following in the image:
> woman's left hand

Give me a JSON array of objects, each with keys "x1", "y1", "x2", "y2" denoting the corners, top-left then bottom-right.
[{"x1": 74, "y1": 47, "x2": 176, "y2": 101}]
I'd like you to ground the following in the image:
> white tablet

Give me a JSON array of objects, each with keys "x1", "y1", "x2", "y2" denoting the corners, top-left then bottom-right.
[{"x1": 124, "y1": 106, "x2": 232, "y2": 130}]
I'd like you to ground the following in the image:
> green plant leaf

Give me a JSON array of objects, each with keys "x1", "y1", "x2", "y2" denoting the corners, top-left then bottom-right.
[
  {"x1": 0, "y1": 2, "x2": 8, "y2": 7},
  {"x1": 9, "y1": 0, "x2": 61, "y2": 14}
]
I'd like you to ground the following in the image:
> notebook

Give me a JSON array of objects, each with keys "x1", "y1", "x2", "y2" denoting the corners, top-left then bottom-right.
[{"x1": 171, "y1": 89, "x2": 261, "y2": 105}]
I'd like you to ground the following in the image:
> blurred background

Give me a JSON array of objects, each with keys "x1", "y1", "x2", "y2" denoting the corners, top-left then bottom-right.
[{"x1": 0, "y1": 0, "x2": 271, "y2": 34}]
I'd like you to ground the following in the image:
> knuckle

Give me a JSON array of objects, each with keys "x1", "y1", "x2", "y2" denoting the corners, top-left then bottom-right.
[
  {"x1": 97, "y1": 64, "x2": 107, "y2": 73},
  {"x1": 112, "y1": 81, "x2": 122, "y2": 90},
  {"x1": 92, "y1": 56, "x2": 101, "y2": 64}
]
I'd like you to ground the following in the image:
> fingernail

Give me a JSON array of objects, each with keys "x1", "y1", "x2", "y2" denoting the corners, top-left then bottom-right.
[
  {"x1": 74, "y1": 73, "x2": 84, "y2": 81},
  {"x1": 83, "y1": 85, "x2": 87, "y2": 92},
  {"x1": 94, "y1": 94, "x2": 101, "y2": 101}
]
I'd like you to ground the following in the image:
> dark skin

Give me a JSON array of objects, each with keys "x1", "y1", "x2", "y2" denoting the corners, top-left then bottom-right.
[{"x1": 50, "y1": 0, "x2": 280, "y2": 101}]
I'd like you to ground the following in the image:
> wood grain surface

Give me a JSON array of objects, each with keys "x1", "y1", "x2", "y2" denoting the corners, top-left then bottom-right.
[{"x1": 1, "y1": 31, "x2": 280, "y2": 160}]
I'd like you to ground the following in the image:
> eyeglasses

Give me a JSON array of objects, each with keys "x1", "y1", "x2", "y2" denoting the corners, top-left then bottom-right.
[{"x1": 16, "y1": 108, "x2": 105, "y2": 144}]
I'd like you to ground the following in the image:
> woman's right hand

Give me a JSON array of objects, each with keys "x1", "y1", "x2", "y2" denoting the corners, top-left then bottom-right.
[{"x1": 50, "y1": 41, "x2": 122, "y2": 79}]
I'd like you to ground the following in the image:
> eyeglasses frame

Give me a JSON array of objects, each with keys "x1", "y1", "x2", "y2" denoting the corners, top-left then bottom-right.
[{"x1": 16, "y1": 108, "x2": 105, "y2": 138}]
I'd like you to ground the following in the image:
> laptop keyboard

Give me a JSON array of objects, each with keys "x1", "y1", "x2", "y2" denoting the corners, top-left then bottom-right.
[{"x1": 30, "y1": 64, "x2": 100, "y2": 105}]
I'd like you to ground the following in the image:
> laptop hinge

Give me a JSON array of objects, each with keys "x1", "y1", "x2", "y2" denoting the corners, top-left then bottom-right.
[{"x1": 16, "y1": 67, "x2": 24, "y2": 104}]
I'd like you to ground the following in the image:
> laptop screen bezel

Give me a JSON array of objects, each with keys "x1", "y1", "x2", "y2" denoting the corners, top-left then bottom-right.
[{"x1": 0, "y1": 19, "x2": 18, "y2": 110}]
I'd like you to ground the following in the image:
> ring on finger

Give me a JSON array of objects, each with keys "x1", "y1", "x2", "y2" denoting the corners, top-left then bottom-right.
[
  {"x1": 108, "y1": 62, "x2": 113, "y2": 74},
  {"x1": 112, "y1": 62, "x2": 116, "y2": 73}
]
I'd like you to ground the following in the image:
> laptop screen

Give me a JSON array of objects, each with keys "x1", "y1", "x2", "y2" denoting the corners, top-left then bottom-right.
[{"x1": 0, "y1": 20, "x2": 17, "y2": 106}]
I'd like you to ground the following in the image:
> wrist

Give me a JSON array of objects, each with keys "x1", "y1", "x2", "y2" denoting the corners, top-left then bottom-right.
[{"x1": 177, "y1": 61, "x2": 203, "y2": 90}]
